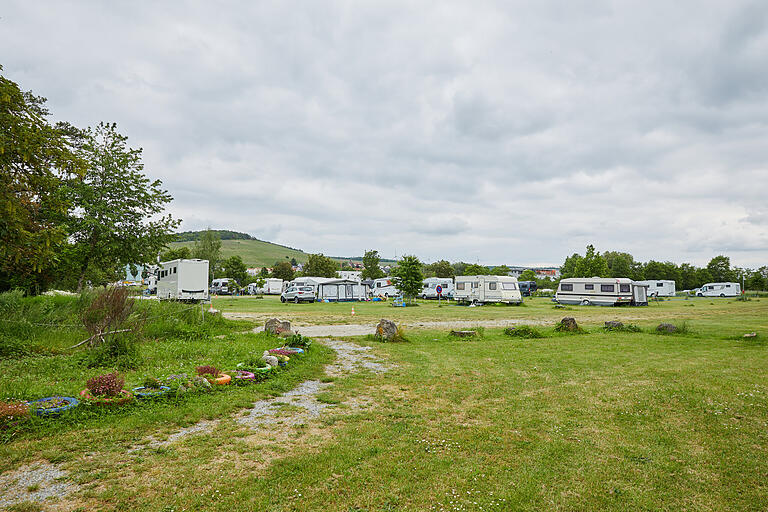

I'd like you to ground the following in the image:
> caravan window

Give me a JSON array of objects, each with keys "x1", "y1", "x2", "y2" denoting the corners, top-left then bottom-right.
[
  {"x1": 620, "y1": 284, "x2": 630, "y2": 293},
  {"x1": 457, "y1": 282, "x2": 465, "y2": 290},
  {"x1": 601, "y1": 284, "x2": 615, "y2": 292},
  {"x1": 725, "y1": 284, "x2": 731, "y2": 288},
  {"x1": 488, "y1": 282, "x2": 497, "y2": 290},
  {"x1": 472, "y1": 282, "x2": 479, "y2": 288},
  {"x1": 502, "y1": 283, "x2": 517, "y2": 290},
  {"x1": 173, "y1": 267, "x2": 177, "y2": 274},
  {"x1": 585, "y1": 284, "x2": 594, "y2": 290},
  {"x1": 561, "y1": 283, "x2": 573, "y2": 291},
  {"x1": 656, "y1": 282, "x2": 663, "y2": 287}
]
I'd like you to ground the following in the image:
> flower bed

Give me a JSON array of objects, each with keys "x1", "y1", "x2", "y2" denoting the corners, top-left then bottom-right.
[
  {"x1": 29, "y1": 397, "x2": 79, "y2": 417},
  {"x1": 79, "y1": 389, "x2": 133, "y2": 406},
  {"x1": 269, "y1": 348, "x2": 298, "y2": 357},
  {"x1": 132, "y1": 386, "x2": 172, "y2": 399}
]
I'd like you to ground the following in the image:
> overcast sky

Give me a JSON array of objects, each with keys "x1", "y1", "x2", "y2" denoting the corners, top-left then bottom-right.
[{"x1": 3, "y1": 1, "x2": 767, "y2": 267}]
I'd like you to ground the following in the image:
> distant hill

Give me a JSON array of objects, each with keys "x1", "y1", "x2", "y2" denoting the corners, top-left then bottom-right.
[{"x1": 169, "y1": 230, "x2": 397, "y2": 267}]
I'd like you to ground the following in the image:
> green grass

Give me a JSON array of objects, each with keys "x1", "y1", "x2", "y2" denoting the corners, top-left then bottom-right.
[
  {"x1": 2, "y1": 293, "x2": 768, "y2": 510},
  {"x1": 169, "y1": 239, "x2": 312, "y2": 267}
]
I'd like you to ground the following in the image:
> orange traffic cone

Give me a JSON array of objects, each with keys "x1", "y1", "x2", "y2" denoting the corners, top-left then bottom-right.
[{"x1": 351, "y1": 306, "x2": 356, "y2": 316}]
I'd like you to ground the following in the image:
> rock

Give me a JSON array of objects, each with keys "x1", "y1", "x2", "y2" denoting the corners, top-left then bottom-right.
[
  {"x1": 265, "y1": 318, "x2": 291, "y2": 335},
  {"x1": 375, "y1": 319, "x2": 398, "y2": 342},
  {"x1": 450, "y1": 330, "x2": 477, "y2": 338},
  {"x1": 278, "y1": 330, "x2": 294, "y2": 338},
  {"x1": 656, "y1": 323, "x2": 678, "y2": 333},
  {"x1": 558, "y1": 317, "x2": 579, "y2": 331},
  {"x1": 262, "y1": 355, "x2": 279, "y2": 367},
  {"x1": 605, "y1": 321, "x2": 624, "y2": 330}
]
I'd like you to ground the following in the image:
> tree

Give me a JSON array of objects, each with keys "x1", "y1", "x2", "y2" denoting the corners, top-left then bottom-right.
[
  {"x1": 679, "y1": 263, "x2": 699, "y2": 290},
  {"x1": 519, "y1": 269, "x2": 537, "y2": 282},
  {"x1": 221, "y1": 255, "x2": 248, "y2": 285},
  {"x1": 452, "y1": 262, "x2": 468, "y2": 276},
  {"x1": 192, "y1": 229, "x2": 221, "y2": 281},
  {"x1": 426, "y1": 260, "x2": 454, "y2": 279},
  {"x1": 361, "y1": 250, "x2": 385, "y2": 280},
  {"x1": 464, "y1": 263, "x2": 491, "y2": 275},
  {"x1": 290, "y1": 257, "x2": 298, "y2": 267},
  {"x1": 64, "y1": 123, "x2": 179, "y2": 291},
  {"x1": 560, "y1": 253, "x2": 582, "y2": 279},
  {"x1": 707, "y1": 255, "x2": 733, "y2": 282},
  {"x1": 160, "y1": 246, "x2": 191, "y2": 261},
  {"x1": 391, "y1": 255, "x2": 423, "y2": 302},
  {"x1": 604, "y1": 251, "x2": 633, "y2": 278},
  {"x1": 0, "y1": 68, "x2": 86, "y2": 293},
  {"x1": 259, "y1": 266, "x2": 270, "y2": 277},
  {"x1": 303, "y1": 253, "x2": 339, "y2": 278},
  {"x1": 493, "y1": 265, "x2": 512, "y2": 276},
  {"x1": 271, "y1": 261, "x2": 295, "y2": 281},
  {"x1": 573, "y1": 245, "x2": 608, "y2": 278}
]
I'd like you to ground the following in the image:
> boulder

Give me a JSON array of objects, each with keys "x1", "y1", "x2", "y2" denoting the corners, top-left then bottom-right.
[
  {"x1": 278, "y1": 330, "x2": 294, "y2": 338},
  {"x1": 375, "y1": 319, "x2": 398, "y2": 342},
  {"x1": 656, "y1": 323, "x2": 678, "y2": 333},
  {"x1": 265, "y1": 318, "x2": 291, "y2": 335},
  {"x1": 557, "y1": 317, "x2": 579, "y2": 332},
  {"x1": 262, "y1": 355, "x2": 279, "y2": 367},
  {"x1": 605, "y1": 321, "x2": 624, "y2": 330}
]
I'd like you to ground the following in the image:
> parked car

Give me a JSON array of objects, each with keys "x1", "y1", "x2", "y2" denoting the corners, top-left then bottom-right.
[{"x1": 281, "y1": 286, "x2": 316, "y2": 303}]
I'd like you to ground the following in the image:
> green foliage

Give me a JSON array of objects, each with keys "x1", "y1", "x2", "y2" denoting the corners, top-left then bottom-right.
[
  {"x1": 285, "y1": 333, "x2": 313, "y2": 349},
  {"x1": 424, "y1": 260, "x2": 454, "y2": 279},
  {"x1": 604, "y1": 251, "x2": 634, "y2": 278},
  {"x1": 86, "y1": 372, "x2": 125, "y2": 396},
  {"x1": 504, "y1": 325, "x2": 544, "y2": 338},
  {"x1": 707, "y1": 255, "x2": 733, "y2": 282},
  {"x1": 271, "y1": 261, "x2": 295, "y2": 281},
  {"x1": 193, "y1": 228, "x2": 222, "y2": 281},
  {"x1": 174, "y1": 230, "x2": 255, "y2": 242},
  {"x1": 391, "y1": 255, "x2": 424, "y2": 301},
  {"x1": 0, "y1": 68, "x2": 86, "y2": 294},
  {"x1": 493, "y1": 265, "x2": 512, "y2": 276},
  {"x1": 142, "y1": 377, "x2": 162, "y2": 389},
  {"x1": 573, "y1": 245, "x2": 608, "y2": 278},
  {"x1": 603, "y1": 323, "x2": 642, "y2": 333},
  {"x1": 221, "y1": 255, "x2": 248, "y2": 285},
  {"x1": 463, "y1": 263, "x2": 491, "y2": 275},
  {"x1": 302, "y1": 253, "x2": 339, "y2": 278},
  {"x1": 160, "y1": 246, "x2": 192, "y2": 261},
  {"x1": 519, "y1": 269, "x2": 537, "y2": 281},
  {"x1": 361, "y1": 250, "x2": 385, "y2": 280}
]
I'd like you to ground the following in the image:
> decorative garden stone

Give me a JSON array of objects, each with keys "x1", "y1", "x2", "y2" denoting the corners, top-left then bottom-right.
[{"x1": 375, "y1": 319, "x2": 398, "y2": 341}]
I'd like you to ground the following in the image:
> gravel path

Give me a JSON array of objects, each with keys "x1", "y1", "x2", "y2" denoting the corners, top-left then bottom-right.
[{"x1": 0, "y1": 461, "x2": 75, "y2": 508}]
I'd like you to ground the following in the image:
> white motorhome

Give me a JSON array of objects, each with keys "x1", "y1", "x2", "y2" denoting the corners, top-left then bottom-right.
[
  {"x1": 371, "y1": 277, "x2": 399, "y2": 298},
  {"x1": 555, "y1": 277, "x2": 647, "y2": 306},
  {"x1": 697, "y1": 282, "x2": 741, "y2": 297},
  {"x1": 637, "y1": 280, "x2": 676, "y2": 297},
  {"x1": 211, "y1": 278, "x2": 237, "y2": 295},
  {"x1": 247, "y1": 278, "x2": 283, "y2": 295},
  {"x1": 454, "y1": 275, "x2": 522, "y2": 305},
  {"x1": 157, "y1": 259, "x2": 209, "y2": 301},
  {"x1": 337, "y1": 271, "x2": 362, "y2": 283},
  {"x1": 288, "y1": 277, "x2": 338, "y2": 296},
  {"x1": 421, "y1": 277, "x2": 454, "y2": 299},
  {"x1": 316, "y1": 279, "x2": 367, "y2": 302}
]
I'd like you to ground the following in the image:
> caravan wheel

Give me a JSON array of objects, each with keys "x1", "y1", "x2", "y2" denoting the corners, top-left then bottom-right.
[
  {"x1": 422, "y1": 294, "x2": 427, "y2": 300},
  {"x1": 719, "y1": 293, "x2": 725, "y2": 297},
  {"x1": 581, "y1": 299, "x2": 591, "y2": 306}
]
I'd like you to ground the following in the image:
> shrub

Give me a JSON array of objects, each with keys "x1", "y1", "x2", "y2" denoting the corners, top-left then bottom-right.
[
  {"x1": 142, "y1": 377, "x2": 163, "y2": 389},
  {"x1": 196, "y1": 365, "x2": 221, "y2": 377},
  {"x1": 78, "y1": 287, "x2": 142, "y2": 368},
  {"x1": 86, "y1": 372, "x2": 125, "y2": 397},
  {"x1": 391, "y1": 326, "x2": 410, "y2": 343},
  {"x1": 286, "y1": 333, "x2": 313, "y2": 349},
  {"x1": 504, "y1": 325, "x2": 544, "y2": 338},
  {"x1": 236, "y1": 356, "x2": 268, "y2": 369},
  {"x1": 0, "y1": 334, "x2": 29, "y2": 358},
  {"x1": 0, "y1": 401, "x2": 29, "y2": 423}
]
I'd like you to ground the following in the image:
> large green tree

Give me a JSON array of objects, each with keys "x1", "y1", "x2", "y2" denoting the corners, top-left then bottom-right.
[
  {"x1": 361, "y1": 250, "x2": 385, "y2": 280},
  {"x1": 464, "y1": 263, "x2": 491, "y2": 275},
  {"x1": 0, "y1": 69, "x2": 86, "y2": 293},
  {"x1": 604, "y1": 251, "x2": 633, "y2": 278},
  {"x1": 221, "y1": 255, "x2": 248, "y2": 285},
  {"x1": 391, "y1": 255, "x2": 423, "y2": 302},
  {"x1": 426, "y1": 260, "x2": 454, "y2": 279},
  {"x1": 193, "y1": 229, "x2": 221, "y2": 281},
  {"x1": 493, "y1": 265, "x2": 512, "y2": 276},
  {"x1": 519, "y1": 269, "x2": 537, "y2": 282},
  {"x1": 63, "y1": 123, "x2": 178, "y2": 291},
  {"x1": 707, "y1": 255, "x2": 733, "y2": 282},
  {"x1": 160, "y1": 246, "x2": 191, "y2": 261},
  {"x1": 271, "y1": 261, "x2": 294, "y2": 281},
  {"x1": 303, "y1": 253, "x2": 338, "y2": 278},
  {"x1": 560, "y1": 253, "x2": 583, "y2": 279},
  {"x1": 573, "y1": 245, "x2": 608, "y2": 278}
]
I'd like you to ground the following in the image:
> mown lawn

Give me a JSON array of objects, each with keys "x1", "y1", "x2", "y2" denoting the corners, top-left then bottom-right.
[{"x1": 2, "y1": 295, "x2": 768, "y2": 510}]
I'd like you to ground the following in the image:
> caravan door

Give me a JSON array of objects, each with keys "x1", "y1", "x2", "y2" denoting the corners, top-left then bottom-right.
[{"x1": 633, "y1": 284, "x2": 648, "y2": 306}]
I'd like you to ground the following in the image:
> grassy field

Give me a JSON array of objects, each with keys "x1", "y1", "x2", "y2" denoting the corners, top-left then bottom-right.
[
  {"x1": 169, "y1": 239, "x2": 313, "y2": 267},
  {"x1": 2, "y1": 294, "x2": 768, "y2": 510}
]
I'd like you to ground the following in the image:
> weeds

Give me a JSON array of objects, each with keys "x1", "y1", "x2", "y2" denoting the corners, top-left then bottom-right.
[{"x1": 504, "y1": 325, "x2": 544, "y2": 338}]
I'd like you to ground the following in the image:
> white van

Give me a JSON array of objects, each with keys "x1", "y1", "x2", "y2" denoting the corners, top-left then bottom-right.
[
  {"x1": 156, "y1": 259, "x2": 209, "y2": 301},
  {"x1": 637, "y1": 280, "x2": 676, "y2": 297},
  {"x1": 247, "y1": 278, "x2": 283, "y2": 295},
  {"x1": 454, "y1": 275, "x2": 522, "y2": 305},
  {"x1": 421, "y1": 277, "x2": 454, "y2": 299},
  {"x1": 697, "y1": 282, "x2": 741, "y2": 297},
  {"x1": 371, "y1": 277, "x2": 399, "y2": 298},
  {"x1": 211, "y1": 278, "x2": 237, "y2": 295},
  {"x1": 555, "y1": 277, "x2": 647, "y2": 306}
]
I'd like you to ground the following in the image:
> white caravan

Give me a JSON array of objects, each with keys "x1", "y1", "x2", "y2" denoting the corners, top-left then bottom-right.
[
  {"x1": 697, "y1": 282, "x2": 741, "y2": 297},
  {"x1": 454, "y1": 275, "x2": 523, "y2": 305},
  {"x1": 555, "y1": 277, "x2": 647, "y2": 306},
  {"x1": 157, "y1": 259, "x2": 209, "y2": 301},
  {"x1": 316, "y1": 279, "x2": 367, "y2": 302},
  {"x1": 288, "y1": 277, "x2": 338, "y2": 296},
  {"x1": 371, "y1": 277, "x2": 399, "y2": 298},
  {"x1": 421, "y1": 277, "x2": 455, "y2": 299},
  {"x1": 637, "y1": 280, "x2": 676, "y2": 297},
  {"x1": 247, "y1": 278, "x2": 283, "y2": 295}
]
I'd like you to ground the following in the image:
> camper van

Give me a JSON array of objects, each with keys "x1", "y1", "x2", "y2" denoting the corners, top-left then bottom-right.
[
  {"x1": 371, "y1": 278, "x2": 399, "y2": 298},
  {"x1": 518, "y1": 281, "x2": 538, "y2": 297},
  {"x1": 211, "y1": 278, "x2": 237, "y2": 295},
  {"x1": 454, "y1": 275, "x2": 523, "y2": 305},
  {"x1": 637, "y1": 280, "x2": 676, "y2": 297},
  {"x1": 156, "y1": 259, "x2": 209, "y2": 301},
  {"x1": 421, "y1": 277, "x2": 454, "y2": 299},
  {"x1": 555, "y1": 277, "x2": 647, "y2": 306},
  {"x1": 247, "y1": 278, "x2": 283, "y2": 295},
  {"x1": 697, "y1": 282, "x2": 741, "y2": 297}
]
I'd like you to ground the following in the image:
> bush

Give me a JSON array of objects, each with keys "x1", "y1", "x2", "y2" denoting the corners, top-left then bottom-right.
[
  {"x1": 142, "y1": 377, "x2": 163, "y2": 389},
  {"x1": 78, "y1": 333, "x2": 140, "y2": 369},
  {"x1": 603, "y1": 322, "x2": 642, "y2": 333},
  {"x1": 504, "y1": 325, "x2": 544, "y2": 338},
  {"x1": 0, "y1": 334, "x2": 29, "y2": 358},
  {"x1": 86, "y1": 372, "x2": 125, "y2": 397},
  {"x1": 285, "y1": 333, "x2": 313, "y2": 349},
  {"x1": 78, "y1": 287, "x2": 141, "y2": 368}
]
